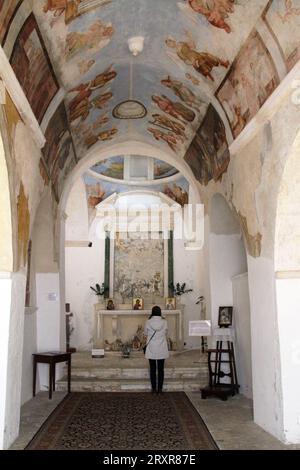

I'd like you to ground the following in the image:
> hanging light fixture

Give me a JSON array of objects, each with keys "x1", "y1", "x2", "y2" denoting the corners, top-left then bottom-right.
[{"x1": 112, "y1": 37, "x2": 147, "y2": 119}]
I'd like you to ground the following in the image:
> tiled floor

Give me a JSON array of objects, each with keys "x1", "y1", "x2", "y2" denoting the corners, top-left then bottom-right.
[
  {"x1": 10, "y1": 391, "x2": 300, "y2": 450},
  {"x1": 10, "y1": 392, "x2": 66, "y2": 450},
  {"x1": 187, "y1": 393, "x2": 300, "y2": 450}
]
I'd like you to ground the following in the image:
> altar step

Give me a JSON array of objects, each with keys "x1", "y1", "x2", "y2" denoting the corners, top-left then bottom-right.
[
  {"x1": 56, "y1": 376, "x2": 206, "y2": 393},
  {"x1": 56, "y1": 350, "x2": 208, "y2": 392}
]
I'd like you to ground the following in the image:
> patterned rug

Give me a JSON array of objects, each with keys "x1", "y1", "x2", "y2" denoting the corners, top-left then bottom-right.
[{"x1": 26, "y1": 392, "x2": 217, "y2": 450}]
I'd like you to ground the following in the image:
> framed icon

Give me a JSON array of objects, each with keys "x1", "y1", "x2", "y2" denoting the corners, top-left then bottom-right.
[
  {"x1": 165, "y1": 297, "x2": 176, "y2": 310},
  {"x1": 106, "y1": 298, "x2": 115, "y2": 310},
  {"x1": 218, "y1": 306, "x2": 233, "y2": 328},
  {"x1": 133, "y1": 297, "x2": 143, "y2": 310}
]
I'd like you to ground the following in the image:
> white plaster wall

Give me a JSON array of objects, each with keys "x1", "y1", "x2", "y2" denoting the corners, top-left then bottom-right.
[
  {"x1": 232, "y1": 273, "x2": 252, "y2": 399},
  {"x1": 65, "y1": 177, "x2": 89, "y2": 241},
  {"x1": 3, "y1": 271, "x2": 26, "y2": 449},
  {"x1": 276, "y1": 277, "x2": 300, "y2": 443},
  {"x1": 247, "y1": 256, "x2": 283, "y2": 441},
  {"x1": 209, "y1": 233, "x2": 247, "y2": 327},
  {"x1": 173, "y1": 238, "x2": 204, "y2": 348},
  {"x1": 21, "y1": 310, "x2": 37, "y2": 404},
  {"x1": 0, "y1": 274, "x2": 12, "y2": 450},
  {"x1": 36, "y1": 273, "x2": 62, "y2": 390},
  {"x1": 65, "y1": 239, "x2": 105, "y2": 350}
]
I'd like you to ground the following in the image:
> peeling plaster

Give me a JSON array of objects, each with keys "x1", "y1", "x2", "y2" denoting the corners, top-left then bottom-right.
[{"x1": 17, "y1": 182, "x2": 30, "y2": 269}]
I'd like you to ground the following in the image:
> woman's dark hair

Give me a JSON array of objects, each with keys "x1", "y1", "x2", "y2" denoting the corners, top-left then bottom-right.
[{"x1": 150, "y1": 305, "x2": 162, "y2": 318}]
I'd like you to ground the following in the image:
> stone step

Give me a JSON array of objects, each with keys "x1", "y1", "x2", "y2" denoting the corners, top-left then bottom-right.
[
  {"x1": 66, "y1": 367, "x2": 207, "y2": 380},
  {"x1": 56, "y1": 376, "x2": 206, "y2": 393}
]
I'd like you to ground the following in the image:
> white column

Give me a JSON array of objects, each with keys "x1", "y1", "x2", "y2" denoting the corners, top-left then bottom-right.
[
  {"x1": 0, "y1": 273, "x2": 12, "y2": 449},
  {"x1": 247, "y1": 256, "x2": 284, "y2": 441},
  {"x1": 0, "y1": 272, "x2": 26, "y2": 449},
  {"x1": 276, "y1": 274, "x2": 300, "y2": 443}
]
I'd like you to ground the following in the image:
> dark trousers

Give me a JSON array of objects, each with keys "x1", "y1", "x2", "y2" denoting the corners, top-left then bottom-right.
[{"x1": 149, "y1": 359, "x2": 165, "y2": 391}]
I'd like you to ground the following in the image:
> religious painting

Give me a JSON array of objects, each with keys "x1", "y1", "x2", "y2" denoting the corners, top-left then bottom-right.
[
  {"x1": 184, "y1": 105, "x2": 229, "y2": 185},
  {"x1": 148, "y1": 127, "x2": 183, "y2": 152},
  {"x1": 65, "y1": 19, "x2": 114, "y2": 60},
  {"x1": 165, "y1": 35, "x2": 229, "y2": 82},
  {"x1": 133, "y1": 297, "x2": 144, "y2": 310},
  {"x1": 66, "y1": 66, "x2": 116, "y2": 124},
  {"x1": 263, "y1": 0, "x2": 300, "y2": 72},
  {"x1": 114, "y1": 232, "x2": 164, "y2": 305},
  {"x1": 177, "y1": 0, "x2": 240, "y2": 34},
  {"x1": 43, "y1": 103, "x2": 72, "y2": 173},
  {"x1": 154, "y1": 159, "x2": 179, "y2": 179},
  {"x1": 42, "y1": 102, "x2": 76, "y2": 200},
  {"x1": 43, "y1": 0, "x2": 112, "y2": 25},
  {"x1": 91, "y1": 157, "x2": 124, "y2": 180},
  {"x1": 218, "y1": 306, "x2": 233, "y2": 327},
  {"x1": 161, "y1": 76, "x2": 204, "y2": 113},
  {"x1": 149, "y1": 114, "x2": 187, "y2": 140},
  {"x1": 165, "y1": 297, "x2": 176, "y2": 310},
  {"x1": 162, "y1": 178, "x2": 189, "y2": 206},
  {"x1": 152, "y1": 94, "x2": 195, "y2": 123},
  {"x1": 0, "y1": 0, "x2": 23, "y2": 45},
  {"x1": 217, "y1": 30, "x2": 280, "y2": 138},
  {"x1": 10, "y1": 14, "x2": 59, "y2": 123}
]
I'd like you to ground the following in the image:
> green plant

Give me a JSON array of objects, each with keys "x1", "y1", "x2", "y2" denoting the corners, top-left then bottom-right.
[
  {"x1": 169, "y1": 282, "x2": 193, "y2": 297},
  {"x1": 90, "y1": 283, "x2": 107, "y2": 297}
]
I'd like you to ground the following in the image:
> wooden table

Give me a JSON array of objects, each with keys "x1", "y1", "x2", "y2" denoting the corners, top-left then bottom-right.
[{"x1": 33, "y1": 352, "x2": 71, "y2": 399}]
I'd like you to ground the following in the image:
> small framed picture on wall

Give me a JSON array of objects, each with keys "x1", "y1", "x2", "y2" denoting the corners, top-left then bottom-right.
[
  {"x1": 165, "y1": 297, "x2": 176, "y2": 310},
  {"x1": 218, "y1": 306, "x2": 233, "y2": 328},
  {"x1": 133, "y1": 298, "x2": 143, "y2": 310}
]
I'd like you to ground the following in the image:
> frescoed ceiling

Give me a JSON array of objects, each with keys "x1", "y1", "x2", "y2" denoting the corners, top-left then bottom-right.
[
  {"x1": 30, "y1": 0, "x2": 269, "y2": 157},
  {"x1": 2, "y1": 0, "x2": 299, "y2": 195}
]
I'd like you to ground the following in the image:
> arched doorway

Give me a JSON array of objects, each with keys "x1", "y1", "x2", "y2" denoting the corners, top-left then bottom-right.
[
  {"x1": 62, "y1": 146, "x2": 203, "y2": 353},
  {"x1": 208, "y1": 193, "x2": 252, "y2": 397}
]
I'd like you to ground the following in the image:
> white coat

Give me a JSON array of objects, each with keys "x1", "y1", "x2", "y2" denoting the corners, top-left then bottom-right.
[{"x1": 144, "y1": 316, "x2": 169, "y2": 360}]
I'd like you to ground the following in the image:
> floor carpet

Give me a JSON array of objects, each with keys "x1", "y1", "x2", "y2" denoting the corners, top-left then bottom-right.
[{"x1": 26, "y1": 392, "x2": 218, "y2": 450}]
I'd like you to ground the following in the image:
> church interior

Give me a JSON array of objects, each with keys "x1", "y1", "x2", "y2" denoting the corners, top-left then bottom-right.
[{"x1": 1, "y1": 0, "x2": 300, "y2": 451}]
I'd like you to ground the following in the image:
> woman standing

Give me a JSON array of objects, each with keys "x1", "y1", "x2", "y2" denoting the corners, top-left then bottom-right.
[{"x1": 144, "y1": 306, "x2": 169, "y2": 394}]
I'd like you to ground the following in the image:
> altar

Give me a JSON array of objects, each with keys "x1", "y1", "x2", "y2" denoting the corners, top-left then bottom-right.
[{"x1": 93, "y1": 305, "x2": 184, "y2": 351}]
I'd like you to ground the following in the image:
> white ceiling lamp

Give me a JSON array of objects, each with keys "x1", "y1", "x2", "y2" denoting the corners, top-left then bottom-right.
[
  {"x1": 112, "y1": 36, "x2": 147, "y2": 119},
  {"x1": 128, "y1": 36, "x2": 144, "y2": 56}
]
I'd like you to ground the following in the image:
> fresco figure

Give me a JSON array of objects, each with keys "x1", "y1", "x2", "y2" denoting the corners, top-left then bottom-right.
[
  {"x1": 161, "y1": 76, "x2": 204, "y2": 111},
  {"x1": 66, "y1": 20, "x2": 114, "y2": 59},
  {"x1": 152, "y1": 94, "x2": 195, "y2": 122},
  {"x1": 148, "y1": 127, "x2": 182, "y2": 151},
  {"x1": 68, "y1": 66, "x2": 116, "y2": 110},
  {"x1": 92, "y1": 91, "x2": 113, "y2": 110},
  {"x1": 43, "y1": 0, "x2": 112, "y2": 25},
  {"x1": 150, "y1": 113, "x2": 187, "y2": 138},
  {"x1": 187, "y1": 0, "x2": 235, "y2": 34},
  {"x1": 85, "y1": 128, "x2": 118, "y2": 148},
  {"x1": 163, "y1": 183, "x2": 189, "y2": 206},
  {"x1": 166, "y1": 37, "x2": 229, "y2": 81},
  {"x1": 277, "y1": 0, "x2": 300, "y2": 23}
]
